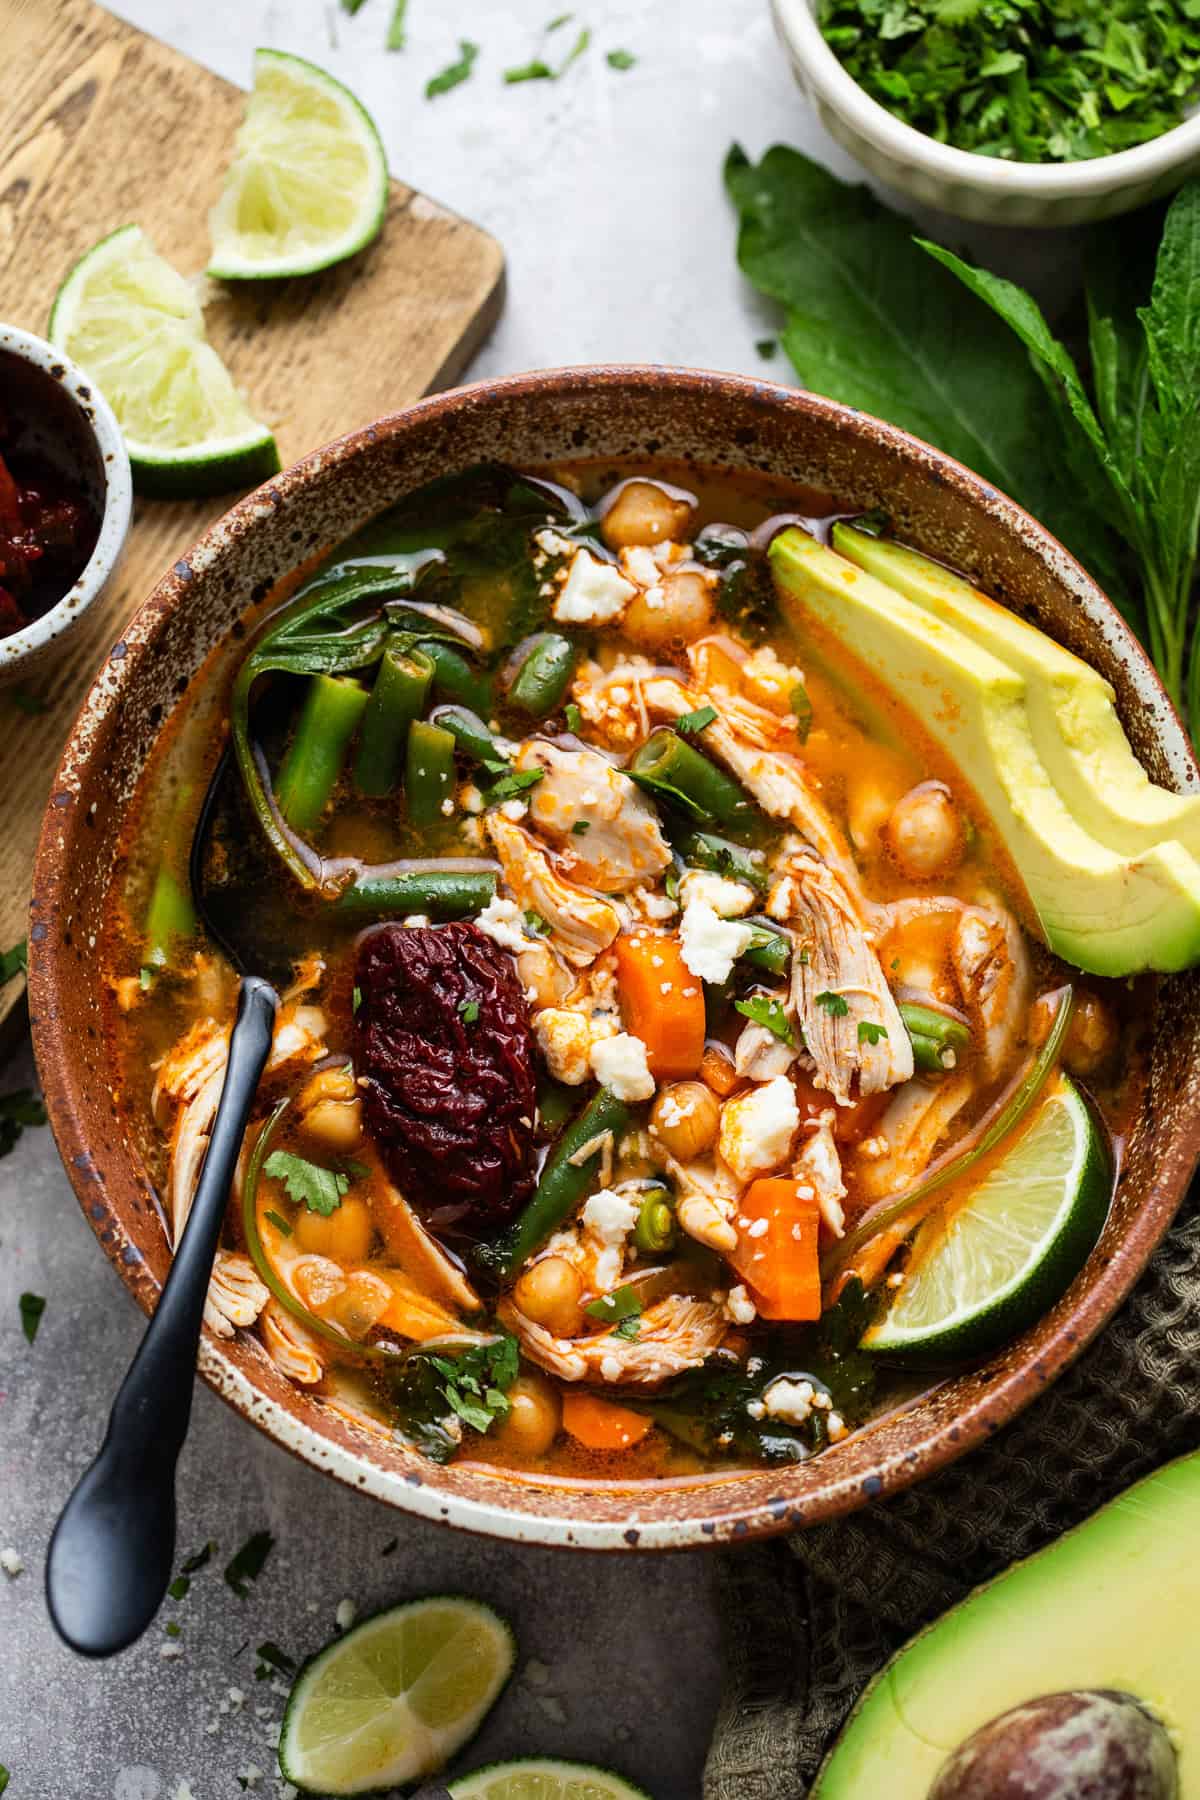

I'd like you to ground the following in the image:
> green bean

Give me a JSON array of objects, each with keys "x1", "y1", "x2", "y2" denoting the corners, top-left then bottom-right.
[
  {"x1": 144, "y1": 867, "x2": 196, "y2": 968},
  {"x1": 485, "y1": 1087, "x2": 631, "y2": 1280},
  {"x1": 679, "y1": 830, "x2": 769, "y2": 893},
  {"x1": 418, "y1": 639, "x2": 494, "y2": 714},
  {"x1": 333, "y1": 868, "x2": 497, "y2": 918},
  {"x1": 405, "y1": 719, "x2": 457, "y2": 828},
  {"x1": 536, "y1": 1078, "x2": 576, "y2": 1134},
  {"x1": 353, "y1": 641, "x2": 434, "y2": 798},
  {"x1": 634, "y1": 1188, "x2": 677, "y2": 1255},
  {"x1": 429, "y1": 703, "x2": 508, "y2": 766},
  {"x1": 275, "y1": 674, "x2": 369, "y2": 836},
  {"x1": 740, "y1": 922, "x2": 792, "y2": 978},
  {"x1": 629, "y1": 728, "x2": 754, "y2": 829},
  {"x1": 899, "y1": 1002, "x2": 971, "y2": 1073},
  {"x1": 508, "y1": 632, "x2": 577, "y2": 715}
]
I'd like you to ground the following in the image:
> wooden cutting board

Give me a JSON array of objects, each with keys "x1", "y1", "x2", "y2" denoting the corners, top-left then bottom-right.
[{"x1": 0, "y1": 0, "x2": 505, "y2": 1037}]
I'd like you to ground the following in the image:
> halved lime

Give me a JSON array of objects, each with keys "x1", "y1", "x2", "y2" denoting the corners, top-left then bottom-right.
[
  {"x1": 278, "y1": 1595, "x2": 515, "y2": 1796},
  {"x1": 208, "y1": 49, "x2": 389, "y2": 281},
  {"x1": 862, "y1": 1076, "x2": 1112, "y2": 1364},
  {"x1": 451, "y1": 1761, "x2": 651, "y2": 1800},
  {"x1": 49, "y1": 224, "x2": 279, "y2": 499}
]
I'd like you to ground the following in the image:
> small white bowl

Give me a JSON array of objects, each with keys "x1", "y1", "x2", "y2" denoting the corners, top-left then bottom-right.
[
  {"x1": 0, "y1": 323, "x2": 131, "y2": 683},
  {"x1": 772, "y1": 0, "x2": 1200, "y2": 227}
]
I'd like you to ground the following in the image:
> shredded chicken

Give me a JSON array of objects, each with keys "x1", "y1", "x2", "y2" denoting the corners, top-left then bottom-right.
[
  {"x1": 502, "y1": 1292, "x2": 727, "y2": 1385},
  {"x1": 853, "y1": 1074, "x2": 975, "y2": 1203},
  {"x1": 793, "y1": 1112, "x2": 848, "y2": 1239},
  {"x1": 203, "y1": 1249, "x2": 269, "y2": 1340},
  {"x1": 261, "y1": 1299, "x2": 325, "y2": 1386},
  {"x1": 486, "y1": 814, "x2": 621, "y2": 966},
  {"x1": 372, "y1": 1169, "x2": 481, "y2": 1314},
  {"x1": 734, "y1": 1016, "x2": 799, "y2": 1083},
  {"x1": 516, "y1": 741, "x2": 671, "y2": 892},
  {"x1": 664, "y1": 1151, "x2": 742, "y2": 1255},
  {"x1": 782, "y1": 858, "x2": 913, "y2": 1103},
  {"x1": 952, "y1": 903, "x2": 1032, "y2": 1078}
]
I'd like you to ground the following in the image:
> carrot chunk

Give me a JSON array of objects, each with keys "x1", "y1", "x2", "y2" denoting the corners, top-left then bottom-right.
[
  {"x1": 614, "y1": 932, "x2": 705, "y2": 1080},
  {"x1": 561, "y1": 1390, "x2": 652, "y2": 1452},
  {"x1": 729, "y1": 1176, "x2": 823, "y2": 1321}
]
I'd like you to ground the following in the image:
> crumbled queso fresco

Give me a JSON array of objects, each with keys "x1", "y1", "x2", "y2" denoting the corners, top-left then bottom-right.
[{"x1": 679, "y1": 897, "x2": 756, "y2": 984}]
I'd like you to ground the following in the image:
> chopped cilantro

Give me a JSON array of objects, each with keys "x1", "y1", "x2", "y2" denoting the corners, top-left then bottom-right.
[
  {"x1": 426, "y1": 39, "x2": 478, "y2": 98},
  {"x1": 504, "y1": 57, "x2": 553, "y2": 82},
  {"x1": 352, "y1": 984, "x2": 362, "y2": 1013},
  {"x1": 264, "y1": 1209, "x2": 293, "y2": 1238},
  {"x1": 815, "y1": 990, "x2": 849, "y2": 1017},
  {"x1": 458, "y1": 998, "x2": 481, "y2": 1024},
  {"x1": 0, "y1": 940, "x2": 27, "y2": 985},
  {"x1": 381, "y1": 1536, "x2": 399, "y2": 1556},
  {"x1": 755, "y1": 336, "x2": 778, "y2": 358},
  {"x1": 798, "y1": 947, "x2": 811, "y2": 966},
  {"x1": 857, "y1": 1019, "x2": 889, "y2": 1045},
  {"x1": 263, "y1": 1150, "x2": 350, "y2": 1217},
  {"x1": 19, "y1": 1292, "x2": 45, "y2": 1344},
  {"x1": 675, "y1": 704, "x2": 718, "y2": 735},
  {"x1": 564, "y1": 702, "x2": 583, "y2": 732},
  {"x1": 505, "y1": 23, "x2": 590, "y2": 81},
  {"x1": 487, "y1": 766, "x2": 544, "y2": 805},
  {"x1": 607, "y1": 47, "x2": 637, "y2": 69},
  {"x1": 790, "y1": 682, "x2": 813, "y2": 742},
  {"x1": 547, "y1": 10, "x2": 573, "y2": 25},
  {"x1": 340, "y1": 0, "x2": 368, "y2": 12},
  {"x1": 734, "y1": 995, "x2": 795, "y2": 1044},
  {"x1": 254, "y1": 1640, "x2": 296, "y2": 1680},
  {"x1": 168, "y1": 1575, "x2": 190, "y2": 1601},
  {"x1": 386, "y1": 0, "x2": 408, "y2": 50},
  {"x1": 164, "y1": 1620, "x2": 181, "y2": 1639},
  {"x1": 571, "y1": 819, "x2": 591, "y2": 835},
  {"x1": 224, "y1": 1530, "x2": 274, "y2": 1598},
  {"x1": 430, "y1": 1335, "x2": 520, "y2": 1434},
  {"x1": 585, "y1": 1285, "x2": 642, "y2": 1326},
  {"x1": 181, "y1": 1541, "x2": 216, "y2": 1574},
  {"x1": 0, "y1": 1764, "x2": 9, "y2": 1793},
  {"x1": 1, "y1": 1089, "x2": 47, "y2": 1159},
  {"x1": 523, "y1": 909, "x2": 550, "y2": 936}
]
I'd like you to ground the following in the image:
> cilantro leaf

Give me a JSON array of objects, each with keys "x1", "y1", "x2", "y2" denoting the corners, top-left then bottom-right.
[
  {"x1": 458, "y1": 998, "x2": 481, "y2": 1024},
  {"x1": 585, "y1": 1285, "x2": 643, "y2": 1326},
  {"x1": 0, "y1": 941, "x2": 26, "y2": 985},
  {"x1": 429, "y1": 1335, "x2": 521, "y2": 1436},
  {"x1": 426, "y1": 40, "x2": 478, "y2": 98},
  {"x1": 181, "y1": 1541, "x2": 216, "y2": 1575},
  {"x1": 607, "y1": 48, "x2": 637, "y2": 69},
  {"x1": 734, "y1": 995, "x2": 795, "y2": 1044},
  {"x1": 168, "y1": 1575, "x2": 189, "y2": 1601},
  {"x1": 675, "y1": 704, "x2": 718, "y2": 735},
  {"x1": 19, "y1": 1292, "x2": 45, "y2": 1344},
  {"x1": 224, "y1": 1530, "x2": 274, "y2": 1598},
  {"x1": 572, "y1": 819, "x2": 591, "y2": 835},
  {"x1": 523, "y1": 909, "x2": 550, "y2": 936},
  {"x1": 487, "y1": 767, "x2": 544, "y2": 805},
  {"x1": 254, "y1": 1640, "x2": 296, "y2": 1680},
  {"x1": 1, "y1": 1088, "x2": 47, "y2": 1159},
  {"x1": 263, "y1": 1150, "x2": 350, "y2": 1217},
  {"x1": 565, "y1": 702, "x2": 583, "y2": 732},
  {"x1": 857, "y1": 1019, "x2": 889, "y2": 1045},
  {"x1": 815, "y1": 990, "x2": 849, "y2": 1017}
]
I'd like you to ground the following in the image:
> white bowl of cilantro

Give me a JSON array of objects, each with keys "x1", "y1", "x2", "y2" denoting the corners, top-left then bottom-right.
[{"x1": 772, "y1": 0, "x2": 1200, "y2": 226}]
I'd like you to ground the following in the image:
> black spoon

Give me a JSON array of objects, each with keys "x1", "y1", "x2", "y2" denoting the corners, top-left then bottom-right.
[{"x1": 47, "y1": 734, "x2": 299, "y2": 1655}]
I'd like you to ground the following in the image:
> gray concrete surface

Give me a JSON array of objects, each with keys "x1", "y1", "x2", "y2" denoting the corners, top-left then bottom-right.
[{"x1": 1, "y1": 2, "x2": 1071, "y2": 1791}]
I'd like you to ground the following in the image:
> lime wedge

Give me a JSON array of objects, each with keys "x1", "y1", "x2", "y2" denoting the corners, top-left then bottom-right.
[
  {"x1": 208, "y1": 49, "x2": 389, "y2": 280},
  {"x1": 278, "y1": 1596, "x2": 515, "y2": 1795},
  {"x1": 49, "y1": 224, "x2": 279, "y2": 499},
  {"x1": 862, "y1": 1076, "x2": 1111, "y2": 1364},
  {"x1": 451, "y1": 1761, "x2": 651, "y2": 1800}
]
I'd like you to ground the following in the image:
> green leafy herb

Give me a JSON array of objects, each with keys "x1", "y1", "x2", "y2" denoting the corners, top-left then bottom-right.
[
  {"x1": 181, "y1": 1541, "x2": 216, "y2": 1575},
  {"x1": 168, "y1": 1575, "x2": 190, "y2": 1601},
  {"x1": 165, "y1": 1620, "x2": 181, "y2": 1639},
  {"x1": 487, "y1": 766, "x2": 544, "y2": 805},
  {"x1": 352, "y1": 984, "x2": 362, "y2": 1013},
  {"x1": 857, "y1": 1019, "x2": 889, "y2": 1045},
  {"x1": 340, "y1": 0, "x2": 368, "y2": 13},
  {"x1": 429, "y1": 1334, "x2": 520, "y2": 1434},
  {"x1": 755, "y1": 337, "x2": 778, "y2": 359},
  {"x1": 504, "y1": 57, "x2": 554, "y2": 82},
  {"x1": 0, "y1": 1766, "x2": 8, "y2": 1795},
  {"x1": 263, "y1": 1150, "x2": 349, "y2": 1217},
  {"x1": 0, "y1": 940, "x2": 27, "y2": 985},
  {"x1": 734, "y1": 995, "x2": 795, "y2": 1044},
  {"x1": 426, "y1": 39, "x2": 478, "y2": 98},
  {"x1": 607, "y1": 47, "x2": 637, "y2": 69},
  {"x1": 139, "y1": 965, "x2": 155, "y2": 992},
  {"x1": 815, "y1": 990, "x2": 849, "y2": 1017},
  {"x1": 585, "y1": 1285, "x2": 642, "y2": 1325},
  {"x1": 0, "y1": 1089, "x2": 47, "y2": 1159},
  {"x1": 224, "y1": 1530, "x2": 274, "y2": 1598},
  {"x1": 264, "y1": 1209, "x2": 293, "y2": 1238},
  {"x1": 386, "y1": 0, "x2": 408, "y2": 50},
  {"x1": 19, "y1": 1292, "x2": 45, "y2": 1344},
  {"x1": 565, "y1": 701, "x2": 583, "y2": 731},
  {"x1": 505, "y1": 22, "x2": 590, "y2": 81},
  {"x1": 523, "y1": 909, "x2": 550, "y2": 936},
  {"x1": 816, "y1": 0, "x2": 1200, "y2": 165},
  {"x1": 458, "y1": 998, "x2": 481, "y2": 1024},
  {"x1": 790, "y1": 682, "x2": 813, "y2": 742},
  {"x1": 255, "y1": 1640, "x2": 296, "y2": 1680},
  {"x1": 675, "y1": 704, "x2": 718, "y2": 735},
  {"x1": 572, "y1": 819, "x2": 591, "y2": 835}
]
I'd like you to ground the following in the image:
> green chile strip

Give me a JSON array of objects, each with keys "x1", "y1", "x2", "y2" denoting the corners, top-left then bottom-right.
[
  {"x1": 741, "y1": 923, "x2": 791, "y2": 978},
  {"x1": 630, "y1": 728, "x2": 753, "y2": 828},
  {"x1": 406, "y1": 719, "x2": 457, "y2": 827},
  {"x1": 275, "y1": 674, "x2": 369, "y2": 835},
  {"x1": 509, "y1": 632, "x2": 577, "y2": 715},
  {"x1": 333, "y1": 868, "x2": 497, "y2": 918},
  {"x1": 419, "y1": 639, "x2": 494, "y2": 714},
  {"x1": 353, "y1": 641, "x2": 434, "y2": 797},
  {"x1": 680, "y1": 830, "x2": 769, "y2": 893},
  {"x1": 494, "y1": 1087, "x2": 631, "y2": 1279},
  {"x1": 429, "y1": 703, "x2": 509, "y2": 765}
]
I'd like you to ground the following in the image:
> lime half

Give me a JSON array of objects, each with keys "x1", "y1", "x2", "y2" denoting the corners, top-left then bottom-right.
[
  {"x1": 862, "y1": 1076, "x2": 1111, "y2": 1364},
  {"x1": 208, "y1": 49, "x2": 389, "y2": 280},
  {"x1": 451, "y1": 1761, "x2": 651, "y2": 1800},
  {"x1": 278, "y1": 1596, "x2": 515, "y2": 1795},
  {"x1": 49, "y1": 224, "x2": 279, "y2": 498}
]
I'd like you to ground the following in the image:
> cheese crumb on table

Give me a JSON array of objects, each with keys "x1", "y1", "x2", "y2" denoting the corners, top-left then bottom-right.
[
  {"x1": 0, "y1": 1546, "x2": 23, "y2": 1577},
  {"x1": 335, "y1": 1598, "x2": 356, "y2": 1631}
]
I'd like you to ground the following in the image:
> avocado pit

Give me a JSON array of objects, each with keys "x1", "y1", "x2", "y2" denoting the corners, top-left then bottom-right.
[{"x1": 929, "y1": 1690, "x2": 1177, "y2": 1800}]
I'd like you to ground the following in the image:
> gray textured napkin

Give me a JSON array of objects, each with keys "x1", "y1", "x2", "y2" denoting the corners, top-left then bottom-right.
[{"x1": 703, "y1": 1181, "x2": 1200, "y2": 1798}]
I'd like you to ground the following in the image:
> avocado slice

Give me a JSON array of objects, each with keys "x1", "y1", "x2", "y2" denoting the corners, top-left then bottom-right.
[
  {"x1": 812, "y1": 1451, "x2": 1200, "y2": 1798},
  {"x1": 833, "y1": 522, "x2": 1200, "y2": 862},
  {"x1": 769, "y1": 530, "x2": 1200, "y2": 977}
]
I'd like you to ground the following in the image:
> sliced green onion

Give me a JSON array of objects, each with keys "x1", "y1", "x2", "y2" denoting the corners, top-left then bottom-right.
[{"x1": 634, "y1": 1188, "x2": 677, "y2": 1255}]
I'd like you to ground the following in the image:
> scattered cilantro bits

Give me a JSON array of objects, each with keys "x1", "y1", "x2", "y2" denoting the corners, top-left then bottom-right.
[
  {"x1": 676, "y1": 704, "x2": 718, "y2": 735},
  {"x1": 18, "y1": 1292, "x2": 45, "y2": 1345},
  {"x1": 488, "y1": 766, "x2": 544, "y2": 805},
  {"x1": 263, "y1": 1149, "x2": 350, "y2": 1216},
  {"x1": 815, "y1": 990, "x2": 850, "y2": 1017},
  {"x1": 0, "y1": 1088, "x2": 46, "y2": 1159},
  {"x1": 0, "y1": 940, "x2": 26, "y2": 984},
  {"x1": 255, "y1": 1640, "x2": 296, "y2": 1680},
  {"x1": 858, "y1": 1019, "x2": 889, "y2": 1045},
  {"x1": 735, "y1": 995, "x2": 796, "y2": 1044},
  {"x1": 224, "y1": 1530, "x2": 274, "y2": 1598},
  {"x1": 458, "y1": 998, "x2": 481, "y2": 1024},
  {"x1": 426, "y1": 39, "x2": 478, "y2": 98},
  {"x1": 181, "y1": 1540, "x2": 216, "y2": 1575},
  {"x1": 755, "y1": 337, "x2": 778, "y2": 359},
  {"x1": 387, "y1": 0, "x2": 409, "y2": 51},
  {"x1": 607, "y1": 48, "x2": 637, "y2": 69},
  {"x1": 817, "y1": 0, "x2": 1200, "y2": 163},
  {"x1": 431, "y1": 1334, "x2": 520, "y2": 1434}
]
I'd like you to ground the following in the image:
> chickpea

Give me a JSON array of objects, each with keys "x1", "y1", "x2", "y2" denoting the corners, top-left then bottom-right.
[
  {"x1": 600, "y1": 478, "x2": 695, "y2": 550},
  {"x1": 623, "y1": 569, "x2": 714, "y2": 653},
  {"x1": 293, "y1": 1193, "x2": 375, "y2": 1263},
  {"x1": 884, "y1": 782, "x2": 966, "y2": 881},
  {"x1": 1063, "y1": 991, "x2": 1119, "y2": 1077},
  {"x1": 699, "y1": 1043, "x2": 741, "y2": 1098},
  {"x1": 512, "y1": 1255, "x2": 585, "y2": 1337},
  {"x1": 517, "y1": 940, "x2": 572, "y2": 1011},
  {"x1": 298, "y1": 1064, "x2": 363, "y2": 1154},
  {"x1": 494, "y1": 1372, "x2": 562, "y2": 1458},
  {"x1": 650, "y1": 1080, "x2": 721, "y2": 1160},
  {"x1": 846, "y1": 769, "x2": 906, "y2": 857}
]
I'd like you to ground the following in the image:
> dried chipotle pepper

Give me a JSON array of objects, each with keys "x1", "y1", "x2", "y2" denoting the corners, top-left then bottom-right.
[{"x1": 354, "y1": 921, "x2": 538, "y2": 1238}]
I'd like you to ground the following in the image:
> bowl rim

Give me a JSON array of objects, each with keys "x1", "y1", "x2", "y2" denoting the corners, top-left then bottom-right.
[
  {"x1": 0, "y1": 322, "x2": 133, "y2": 671},
  {"x1": 29, "y1": 363, "x2": 1200, "y2": 1549},
  {"x1": 771, "y1": 0, "x2": 1200, "y2": 199}
]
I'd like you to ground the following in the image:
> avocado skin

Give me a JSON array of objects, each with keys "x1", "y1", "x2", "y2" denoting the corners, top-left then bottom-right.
[
  {"x1": 812, "y1": 1453, "x2": 1200, "y2": 1799},
  {"x1": 769, "y1": 529, "x2": 1200, "y2": 978}
]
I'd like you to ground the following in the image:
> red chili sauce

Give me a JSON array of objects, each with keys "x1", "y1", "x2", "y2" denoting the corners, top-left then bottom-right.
[{"x1": 0, "y1": 408, "x2": 100, "y2": 638}]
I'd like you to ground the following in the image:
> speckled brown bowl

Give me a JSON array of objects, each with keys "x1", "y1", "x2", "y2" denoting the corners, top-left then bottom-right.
[{"x1": 28, "y1": 367, "x2": 1200, "y2": 1549}]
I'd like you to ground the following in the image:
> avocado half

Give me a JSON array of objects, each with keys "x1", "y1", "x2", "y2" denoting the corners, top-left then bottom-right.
[
  {"x1": 813, "y1": 1451, "x2": 1199, "y2": 1797},
  {"x1": 769, "y1": 529, "x2": 1200, "y2": 977}
]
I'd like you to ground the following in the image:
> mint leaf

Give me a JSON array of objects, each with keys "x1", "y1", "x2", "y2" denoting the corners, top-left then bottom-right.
[
  {"x1": 426, "y1": 40, "x2": 478, "y2": 97},
  {"x1": 263, "y1": 1150, "x2": 349, "y2": 1217},
  {"x1": 19, "y1": 1292, "x2": 45, "y2": 1344},
  {"x1": 734, "y1": 995, "x2": 795, "y2": 1044}
]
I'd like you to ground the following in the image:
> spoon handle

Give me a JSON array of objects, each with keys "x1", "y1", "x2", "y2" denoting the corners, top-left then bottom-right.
[{"x1": 46, "y1": 975, "x2": 278, "y2": 1657}]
